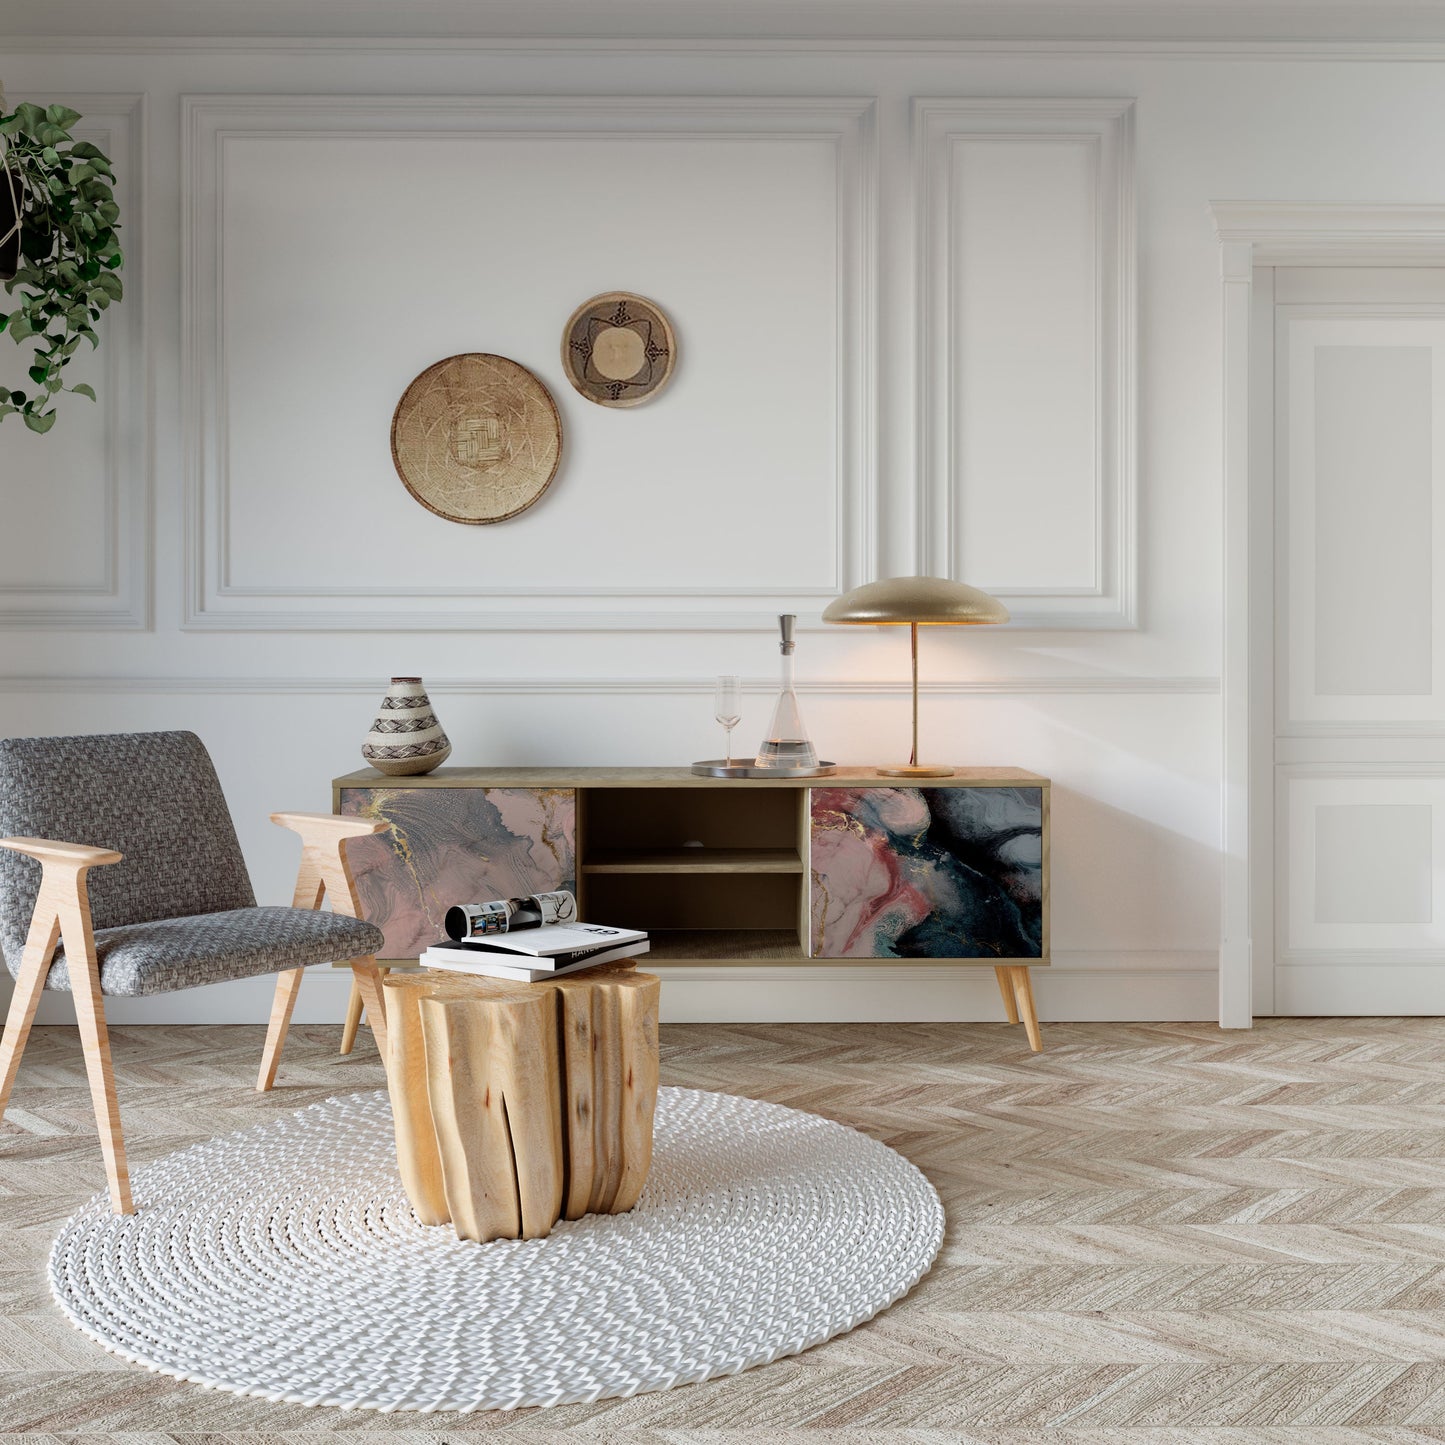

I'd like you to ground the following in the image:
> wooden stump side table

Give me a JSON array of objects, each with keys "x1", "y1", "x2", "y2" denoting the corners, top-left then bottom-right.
[{"x1": 383, "y1": 963, "x2": 660, "y2": 1243}]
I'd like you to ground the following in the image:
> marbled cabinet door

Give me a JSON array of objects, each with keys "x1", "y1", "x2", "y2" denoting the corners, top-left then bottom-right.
[
  {"x1": 810, "y1": 787, "x2": 1045, "y2": 960},
  {"x1": 338, "y1": 787, "x2": 577, "y2": 960}
]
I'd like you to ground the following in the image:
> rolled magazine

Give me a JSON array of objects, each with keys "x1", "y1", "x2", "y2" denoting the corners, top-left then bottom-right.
[{"x1": 444, "y1": 889, "x2": 579, "y2": 941}]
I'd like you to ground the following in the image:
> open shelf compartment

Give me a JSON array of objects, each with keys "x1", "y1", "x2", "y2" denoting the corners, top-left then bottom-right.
[{"x1": 581, "y1": 784, "x2": 811, "y2": 960}]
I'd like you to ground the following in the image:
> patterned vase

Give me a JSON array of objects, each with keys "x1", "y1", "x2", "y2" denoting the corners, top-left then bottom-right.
[{"x1": 361, "y1": 677, "x2": 452, "y2": 776}]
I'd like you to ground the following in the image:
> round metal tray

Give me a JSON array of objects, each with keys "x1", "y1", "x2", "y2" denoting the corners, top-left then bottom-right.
[{"x1": 690, "y1": 759, "x2": 838, "y2": 779}]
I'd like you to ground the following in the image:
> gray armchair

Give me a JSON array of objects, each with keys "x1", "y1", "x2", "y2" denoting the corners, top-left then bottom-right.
[{"x1": 0, "y1": 730, "x2": 391, "y2": 1215}]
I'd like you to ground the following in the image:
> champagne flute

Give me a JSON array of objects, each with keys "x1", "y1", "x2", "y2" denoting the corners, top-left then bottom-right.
[{"x1": 714, "y1": 675, "x2": 742, "y2": 767}]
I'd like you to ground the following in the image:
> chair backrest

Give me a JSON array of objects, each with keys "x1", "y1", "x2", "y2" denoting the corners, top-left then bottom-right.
[{"x1": 0, "y1": 730, "x2": 256, "y2": 977}]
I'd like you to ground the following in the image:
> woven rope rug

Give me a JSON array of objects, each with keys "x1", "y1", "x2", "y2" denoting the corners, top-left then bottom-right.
[{"x1": 49, "y1": 1087, "x2": 944, "y2": 1412}]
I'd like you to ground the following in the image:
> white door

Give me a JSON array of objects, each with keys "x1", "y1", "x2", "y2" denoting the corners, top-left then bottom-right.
[{"x1": 1270, "y1": 267, "x2": 1445, "y2": 1014}]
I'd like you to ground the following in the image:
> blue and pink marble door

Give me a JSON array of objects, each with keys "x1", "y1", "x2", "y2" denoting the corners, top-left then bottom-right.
[
  {"x1": 810, "y1": 786, "x2": 1045, "y2": 960},
  {"x1": 337, "y1": 786, "x2": 576, "y2": 961}
]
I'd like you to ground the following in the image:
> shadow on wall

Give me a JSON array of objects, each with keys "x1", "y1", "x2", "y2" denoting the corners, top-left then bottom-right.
[{"x1": 1050, "y1": 784, "x2": 1220, "y2": 958}]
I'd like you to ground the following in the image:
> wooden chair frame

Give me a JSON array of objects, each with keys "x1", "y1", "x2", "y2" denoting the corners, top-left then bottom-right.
[{"x1": 0, "y1": 811, "x2": 390, "y2": 1215}]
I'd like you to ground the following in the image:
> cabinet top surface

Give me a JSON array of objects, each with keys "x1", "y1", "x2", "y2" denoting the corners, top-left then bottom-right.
[{"x1": 334, "y1": 765, "x2": 1049, "y2": 789}]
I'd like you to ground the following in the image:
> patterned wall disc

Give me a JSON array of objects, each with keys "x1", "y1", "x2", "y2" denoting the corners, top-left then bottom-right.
[
  {"x1": 390, "y1": 354, "x2": 563, "y2": 523},
  {"x1": 562, "y1": 292, "x2": 677, "y2": 407}
]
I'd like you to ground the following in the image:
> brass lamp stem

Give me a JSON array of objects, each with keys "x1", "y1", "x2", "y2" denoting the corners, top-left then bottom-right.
[
  {"x1": 910, "y1": 621, "x2": 919, "y2": 768},
  {"x1": 878, "y1": 621, "x2": 954, "y2": 779}
]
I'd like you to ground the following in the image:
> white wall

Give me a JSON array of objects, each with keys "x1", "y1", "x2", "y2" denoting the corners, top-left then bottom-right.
[{"x1": 13, "y1": 35, "x2": 1440, "y2": 1024}]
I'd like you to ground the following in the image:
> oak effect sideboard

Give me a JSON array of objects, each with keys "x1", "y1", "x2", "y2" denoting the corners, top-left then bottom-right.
[{"x1": 331, "y1": 765, "x2": 1050, "y2": 1048}]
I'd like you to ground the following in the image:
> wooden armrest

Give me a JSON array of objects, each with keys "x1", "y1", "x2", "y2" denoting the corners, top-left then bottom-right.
[
  {"x1": 0, "y1": 836, "x2": 123, "y2": 869},
  {"x1": 271, "y1": 811, "x2": 390, "y2": 842}
]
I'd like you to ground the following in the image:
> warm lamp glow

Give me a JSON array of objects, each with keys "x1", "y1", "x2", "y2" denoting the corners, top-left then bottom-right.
[{"x1": 823, "y1": 575, "x2": 1009, "y2": 777}]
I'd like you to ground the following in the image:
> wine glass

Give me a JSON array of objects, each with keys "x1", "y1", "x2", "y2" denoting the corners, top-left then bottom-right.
[{"x1": 714, "y1": 675, "x2": 742, "y2": 767}]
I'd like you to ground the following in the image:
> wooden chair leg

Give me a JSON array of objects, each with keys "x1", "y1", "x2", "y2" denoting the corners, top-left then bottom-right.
[
  {"x1": 340, "y1": 976, "x2": 364, "y2": 1056},
  {"x1": 0, "y1": 911, "x2": 60, "y2": 1119},
  {"x1": 349, "y1": 959, "x2": 390, "y2": 1066},
  {"x1": 994, "y1": 965, "x2": 1020, "y2": 1025},
  {"x1": 257, "y1": 967, "x2": 305, "y2": 1092},
  {"x1": 61, "y1": 903, "x2": 133, "y2": 1215},
  {"x1": 341, "y1": 966, "x2": 392, "y2": 1057},
  {"x1": 1009, "y1": 967, "x2": 1043, "y2": 1054}
]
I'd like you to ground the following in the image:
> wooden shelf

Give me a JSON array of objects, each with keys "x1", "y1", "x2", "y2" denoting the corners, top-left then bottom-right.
[
  {"x1": 583, "y1": 848, "x2": 803, "y2": 876},
  {"x1": 644, "y1": 929, "x2": 805, "y2": 962}
]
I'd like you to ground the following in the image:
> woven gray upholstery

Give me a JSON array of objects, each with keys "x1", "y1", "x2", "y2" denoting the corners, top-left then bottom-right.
[
  {"x1": 0, "y1": 732, "x2": 257, "y2": 980},
  {"x1": 40, "y1": 907, "x2": 385, "y2": 997},
  {"x1": 0, "y1": 731, "x2": 378, "y2": 994}
]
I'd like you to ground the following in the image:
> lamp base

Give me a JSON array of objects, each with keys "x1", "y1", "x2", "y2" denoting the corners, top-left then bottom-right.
[{"x1": 877, "y1": 764, "x2": 955, "y2": 779}]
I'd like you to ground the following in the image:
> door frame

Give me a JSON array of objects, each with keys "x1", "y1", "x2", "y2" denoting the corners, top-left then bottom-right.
[{"x1": 1212, "y1": 203, "x2": 1445, "y2": 1027}]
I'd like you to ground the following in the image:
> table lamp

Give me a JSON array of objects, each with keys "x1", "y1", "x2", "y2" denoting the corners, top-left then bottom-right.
[{"x1": 822, "y1": 575, "x2": 1009, "y2": 778}]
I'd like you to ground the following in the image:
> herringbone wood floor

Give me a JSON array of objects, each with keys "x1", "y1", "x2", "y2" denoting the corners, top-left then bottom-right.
[{"x1": 8, "y1": 1018, "x2": 1445, "y2": 1441}]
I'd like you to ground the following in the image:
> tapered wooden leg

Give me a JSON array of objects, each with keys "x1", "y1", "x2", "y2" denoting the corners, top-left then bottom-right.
[
  {"x1": 349, "y1": 959, "x2": 390, "y2": 1066},
  {"x1": 61, "y1": 903, "x2": 132, "y2": 1215},
  {"x1": 0, "y1": 910, "x2": 60, "y2": 1119},
  {"x1": 340, "y1": 977, "x2": 363, "y2": 1056},
  {"x1": 341, "y1": 966, "x2": 392, "y2": 1056},
  {"x1": 256, "y1": 967, "x2": 305, "y2": 1092},
  {"x1": 995, "y1": 965, "x2": 1020, "y2": 1025},
  {"x1": 1009, "y1": 967, "x2": 1043, "y2": 1053}
]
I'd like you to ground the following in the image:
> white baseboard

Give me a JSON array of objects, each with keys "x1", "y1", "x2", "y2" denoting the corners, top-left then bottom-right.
[
  {"x1": 652, "y1": 961, "x2": 1218, "y2": 1023},
  {"x1": 4, "y1": 953, "x2": 1219, "y2": 1026},
  {"x1": 20, "y1": 967, "x2": 363, "y2": 1026}
]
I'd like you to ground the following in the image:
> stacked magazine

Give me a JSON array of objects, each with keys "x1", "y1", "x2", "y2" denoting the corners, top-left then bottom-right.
[{"x1": 422, "y1": 890, "x2": 648, "y2": 983}]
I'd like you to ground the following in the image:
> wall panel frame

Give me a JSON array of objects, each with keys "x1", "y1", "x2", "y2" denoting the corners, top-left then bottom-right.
[
  {"x1": 914, "y1": 97, "x2": 1135, "y2": 628},
  {"x1": 0, "y1": 92, "x2": 149, "y2": 630},
  {"x1": 181, "y1": 94, "x2": 877, "y2": 632}
]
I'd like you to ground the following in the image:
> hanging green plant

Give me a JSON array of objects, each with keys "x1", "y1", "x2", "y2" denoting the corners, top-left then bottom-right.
[{"x1": 0, "y1": 101, "x2": 123, "y2": 433}]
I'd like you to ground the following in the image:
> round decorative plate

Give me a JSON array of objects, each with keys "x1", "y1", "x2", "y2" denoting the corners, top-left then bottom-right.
[
  {"x1": 390, "y1": 354, "x2": 563, "y2": 524},
  {"x1": 562, "y1": 292, "x2": 677, "y2": 407}
]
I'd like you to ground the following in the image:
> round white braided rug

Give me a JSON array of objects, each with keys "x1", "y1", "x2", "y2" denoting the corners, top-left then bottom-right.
[{"x1": 49, "y1": 1087, "x2": 944, "y2": 1412}]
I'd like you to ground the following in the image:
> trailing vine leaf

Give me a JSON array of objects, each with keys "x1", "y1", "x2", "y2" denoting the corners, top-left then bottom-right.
[{"x1": 0, "y1": 102, "x2": 123, "y2": 430}]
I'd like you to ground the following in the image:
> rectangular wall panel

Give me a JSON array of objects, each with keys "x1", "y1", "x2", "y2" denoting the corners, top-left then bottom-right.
[
  {"x1": 183, "y1": 96, "x2": 876, "y2": 631},
  {"x1": 1314, "y1": 344, "x2": 1432, "y2": 696},
  {"x1": 915, "y1": 98, "x2": 1135, "y2": 628},
  {"x1": 1281, "y1": 311, "x2": 1445, "y2": 725},
  {"x1": 1284, "y1": 773, "x2": 1445, "y2": 954},
  {"x1": 0, "y1": 95, "x2": 147, "y2": 629}
]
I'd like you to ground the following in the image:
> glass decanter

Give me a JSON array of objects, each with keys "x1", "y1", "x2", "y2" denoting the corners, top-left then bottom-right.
[{"x1": 755, "y1": 615, "x2": 819, "y2": 770}]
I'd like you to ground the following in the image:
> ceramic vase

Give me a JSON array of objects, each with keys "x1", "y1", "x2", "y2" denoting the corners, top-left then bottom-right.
[{"x1": 361, "y1": 677, "x2": 452, "y2": 776}]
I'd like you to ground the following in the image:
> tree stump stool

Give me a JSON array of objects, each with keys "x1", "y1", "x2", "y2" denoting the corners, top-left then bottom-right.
[{"x1": 383, "y1": 962, "x2": 661, "y2": 1243}]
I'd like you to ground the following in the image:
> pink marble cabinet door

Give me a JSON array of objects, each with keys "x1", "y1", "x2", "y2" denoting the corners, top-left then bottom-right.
[
  {"x1": 338, "y1": 786, "x2": 577, "y2": 961},
  {"x1": 810, "y1": 786, "x2": 1045, "y2": 960}
]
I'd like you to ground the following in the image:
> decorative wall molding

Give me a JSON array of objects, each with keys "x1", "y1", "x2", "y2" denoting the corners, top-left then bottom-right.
[
  {"x1": 181, "y1": 94, "x2": 877, "y2": 632},
  {"x1": 1213, "y1": 202, "x2": 1445, "y2": 264},
  {"x1": 0, "y1": 93, "x2": 149, "y2": 631},
  {"x1": 0, "y1": 673, "x2": 1221, "y2": 696},
  {"x1": 914, "y1": 97, "x2": 1136, "y2": 629},
  {"x1": 1284, "y1": 722, "x2": 1445, "y2": 738},
  {"x1": 1280, "y1": 760, "x2": 1445, "y2": 779}
]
